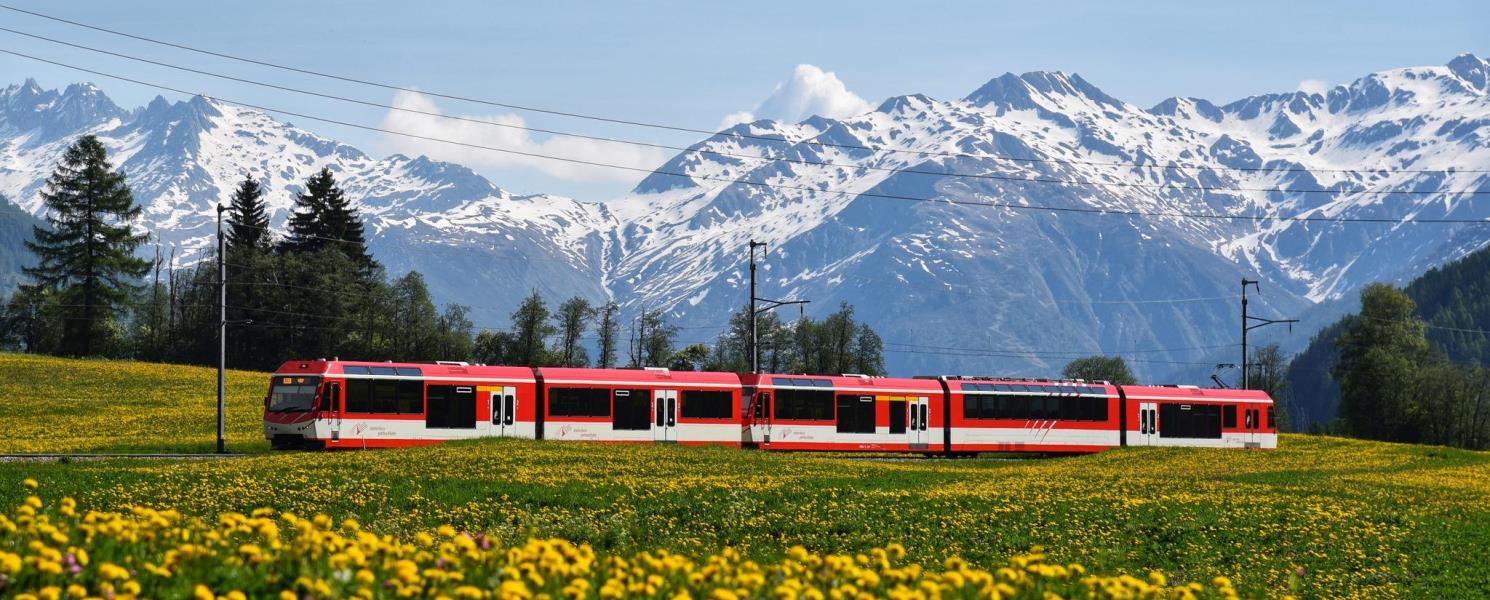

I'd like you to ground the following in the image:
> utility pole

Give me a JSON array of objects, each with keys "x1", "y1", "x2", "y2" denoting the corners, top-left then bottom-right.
[
  {"x1": 216, "y1": 204, "x2": 251, "y2": 454},
  {"x1": 748, "y1": 240, "x2": 808, "y2": 373},
  {"x1": 749, "y1": 240, "x2": 764, "y2": 373},
  {"x1": 1241, "y1": 278, "x2": 1297, "y2": 389},
  {"x1": 216, "y1": 205, "x2": 226, "y2": 455}
]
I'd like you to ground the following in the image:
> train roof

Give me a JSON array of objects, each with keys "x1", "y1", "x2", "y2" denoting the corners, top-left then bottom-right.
[
  {"x1": 742, "y1": 373, "x2": 944, "y2": 394},
  {"x1": 1120, "y1": 384, "x2": 1273, "y2": 402},
  {"x1": 936, "y1": 377, "x2": 1117, "y2": 393},
  {"x1": 536, "y1": 367, "x2": 742, "y2": 387},
  {"x1": 271, "y1": 360, "x2": 535, "y2": 380}
]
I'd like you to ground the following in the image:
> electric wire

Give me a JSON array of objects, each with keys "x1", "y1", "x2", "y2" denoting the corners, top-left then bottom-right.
[
  {"x1": 10, "y1": 48, "x2": 1489, "y2": 223},
  {"x1": 5, "y1": 25, "x2": 1485, "y2": 194},
  {"x1": 1, "y1": 2, "x2": 1481, "y2": 176}
]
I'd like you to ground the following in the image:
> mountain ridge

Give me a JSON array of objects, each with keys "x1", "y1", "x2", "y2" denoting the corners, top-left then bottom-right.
[{"x1": 1, "y1": 54, "x2": 1487, "y2": 377}]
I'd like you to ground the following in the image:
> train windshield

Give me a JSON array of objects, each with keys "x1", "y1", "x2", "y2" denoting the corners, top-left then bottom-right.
[{"x1": 268, "y1": 376, "x2": 321, "y2": 412}]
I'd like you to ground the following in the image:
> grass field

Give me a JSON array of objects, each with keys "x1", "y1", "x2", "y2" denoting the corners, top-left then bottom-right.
[
  {"x1": 0, "y1": 353, "x2": 269, "y2": 454},
  {"x1": 2, "y1": 353, "x2": 1489, "y2": 598}
]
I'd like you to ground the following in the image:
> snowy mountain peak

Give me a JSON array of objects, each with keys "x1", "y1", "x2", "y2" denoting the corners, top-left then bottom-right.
[
  {"x1": 2, "y1": 53, "x2": 1488, "y2": 379},
  {"x1": 1149, "y1": 96, "x2": 1224, "y2": 122},
  {"x1": 875, "y1": 93, "x2": 936, "y2": 114},
  {"x1": 1447, "y1": 53, "x2": 1489, "y2": 93},
  {"x1": 964, "y1": 70, "x2": 1123, "y2": 112},
  {"x1": 1, "y1": 79, "x2": 124, "y2": 141}
]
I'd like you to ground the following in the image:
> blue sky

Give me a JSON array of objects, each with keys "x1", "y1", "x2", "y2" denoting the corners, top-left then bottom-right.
[{"x1": 1, "y1": 0, "x2": 1486, "y2": 200}]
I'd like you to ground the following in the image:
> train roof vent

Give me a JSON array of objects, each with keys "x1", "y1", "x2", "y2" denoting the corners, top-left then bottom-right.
[
  {"x1": 435, "y1": 361, "x2": 470, "y2": 366},
  {"x1": 644, "y1": 366, "x2": 672, "y2": 377},
  {"x1": 841, "y1": 373, "x2": 872, "y2": 380}
]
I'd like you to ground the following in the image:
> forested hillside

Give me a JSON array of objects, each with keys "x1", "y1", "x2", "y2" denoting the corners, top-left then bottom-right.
[
  {"x1": 0, "y1": 195, "x2": 39, "y2": 295},
  {"x1": 1288, "y1": 244, "x2": 1490, "y2": 430}
]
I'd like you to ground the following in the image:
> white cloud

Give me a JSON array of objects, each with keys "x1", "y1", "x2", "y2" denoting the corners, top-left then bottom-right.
[
  {"x1": 1297, "y1": 79, "x2": 1331, "y2": 95},
  {"x1": 718, "y1": 64, "x2": 872, "y2": 130},
  {"x1": 379, "y1": 90, "x2": 668, "y2": 183}
]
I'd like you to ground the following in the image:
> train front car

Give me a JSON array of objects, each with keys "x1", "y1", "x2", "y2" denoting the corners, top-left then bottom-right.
[
  {"x1": 534, "y1": 367, "x2": 743, "y2": 445},
  {"x1": 263, "y1": 360, "x2": 334, "y2": 449},
  {"x1": 263, "y1": 360, "x2": 538, "y2": 449},
  {"x1": 1121, "y1": 385, "x2": 1277, "y2": 449},
  {"x1": 945, "y1": 378, "x2": 1121, "y2": 454},
  {"x1": 741, "y1": 374, "x2": 944, "y2": 452}
]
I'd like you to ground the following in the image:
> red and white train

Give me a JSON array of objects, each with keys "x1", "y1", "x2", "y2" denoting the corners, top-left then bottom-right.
[{"x1": 264, "y1": 360, "x2": 1277, "y2": 452}]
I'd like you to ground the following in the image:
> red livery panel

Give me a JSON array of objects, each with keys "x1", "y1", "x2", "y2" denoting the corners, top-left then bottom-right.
[{"x1": 265, "y1": 360, "x2": 1276, "y2": 452}]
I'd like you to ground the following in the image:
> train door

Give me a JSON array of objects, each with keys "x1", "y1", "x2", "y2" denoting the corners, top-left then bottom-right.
[
  {"x1": 323, "y1": 381, "x2": 341, "y2": 443},
  {"x1": 1244, "y1": 407, "x2": 1257, "y2": 446},
  {"x1": 750, "y1": 391, "x2": 770, "y2": 445},
  {"x1": 427, "y1": 386, "x2": 477, "y2": 430},
  {"x1": 653, "y1": 389, "x2": 677, "y2": 442},
  {"x1": 490, "y1": 387, "x2": 517, "y2": 437},
  {"x1": 910, "y1": 396, "x2": 929, "y2": 449},
  {"x1": 1137, "y1": 402, "x2": 1158, "y2": 446}
]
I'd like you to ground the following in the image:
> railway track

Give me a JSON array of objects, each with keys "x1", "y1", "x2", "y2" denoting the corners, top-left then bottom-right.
[{"x1": 0, "y1": 453, "x2": 252, "y2": 462}]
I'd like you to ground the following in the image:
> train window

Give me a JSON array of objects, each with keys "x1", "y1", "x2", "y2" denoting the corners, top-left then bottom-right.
[
  {"x1": 680, "y1": 390, "x2": 733, "y2": 419},
  {"x1": 888, "y1": 400, "x2": 907, "y2": 433},
  {"x1": 343, "y1": 379, "x2": 423, "y2": 414},
  {"x1": 372, "y1": 380, "x2": 399, "y2": 412},
  {"x1": 1159, "y1": 403, "x2": 1222, "y2": 439},
  {"x1": 1010, "y1": 396, "x2": 1031, "y2": 420},
  {"x1": 961, "y1": 395, "x2": 978, "y2": 419},
  {"x1": 612, "y1": 389, "x2": 651, "y2": 430},
  {"x1": 345, "y1": 379, "x2": 370, "y2": 412},
  {"x1": 1057, "y1": 397, "x2": 1081, "y2": 421},
  {"x1": 395, "y1": 367, "x2": 423, "y2": 376},
  {"x1": 1267, "y1": 407, "x2": 1274, "y2": 430},
  {"x1": 1223, "y1": 405, "x2": 1237, "y2": 428},
  {"x1": 426, "y1": 385, "x2": 475, "y2": 429},
  {"x1": 343, "y1": 366, "x2": 370, "y2": 375},
  {"x1": 1090, "y1": 397, "x2": 1109, "y2": 421},
  {"x1": 774, "y1": 388, "x2": 833, "y2": 421},
  {"x1": 549, "y1": 387, "x2": 611, "y2": 417},
  {"x1": 397, "y1": 381, "x2": 423, "y2": 414},
  {"x1": 835, "y1": 395, "x2": 876, "y2": 434},
  {"x1": 369, "y1": 366, "x2": 397, "y2": 376}
]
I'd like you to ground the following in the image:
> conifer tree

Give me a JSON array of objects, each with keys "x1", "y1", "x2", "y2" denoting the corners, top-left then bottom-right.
[
  {"x1": 283, "y1": 167, "x2": 373, "y2": 269},
  {"x1": 225, "y1": 176, "x2": 270, "y2": 254},
  {"x1": 23, "y1": 135, "x2": 149, "y2": 356}
]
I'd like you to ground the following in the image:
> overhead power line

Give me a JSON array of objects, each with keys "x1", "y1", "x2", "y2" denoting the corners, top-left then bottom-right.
[
  {"x1": 3, "y1": 25, "x2": 1484, "y2": 194},
  {"x1": 0, "y1": 2, "x2": 1484, "y2": 177},
  {"x1": 5, "y1": 48, "x2": 1490, "y2": 224}
]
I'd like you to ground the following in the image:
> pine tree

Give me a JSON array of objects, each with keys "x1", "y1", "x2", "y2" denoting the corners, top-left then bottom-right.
[
  {"x1": 283, "y1": 167, "x2": 373, "y2": 269},
  {"x1": 225, "y1": 176, "x2": 270, "y2": 254},
  {"x1": 23, "y1": 135, "x2": 149, "y2": 356}
]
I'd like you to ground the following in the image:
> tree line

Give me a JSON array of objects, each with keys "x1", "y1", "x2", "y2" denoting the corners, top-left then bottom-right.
[
  {"x1": 1327, "y1": 284, "x2": 1490, "y2": 449},
  {"x1": 0, "y1": 135, "x2": 886, "y2": 375}
]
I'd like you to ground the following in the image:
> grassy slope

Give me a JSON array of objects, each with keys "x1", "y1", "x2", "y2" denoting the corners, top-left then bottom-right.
[
  {"x1": 0, "y1": 353, "x2": 268, "y2": 453},
  {"x1": 1, "y1": 354, "x2": 1488, "y2": 598}
]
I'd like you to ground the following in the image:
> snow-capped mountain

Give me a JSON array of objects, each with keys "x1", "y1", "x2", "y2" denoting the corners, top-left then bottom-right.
[
  {"x1": 1, "y1": 54, "x2": 1487, "y2": 378},
  {"x1": 0, "y1": 79, "x2": 616, "y2": 328}
]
